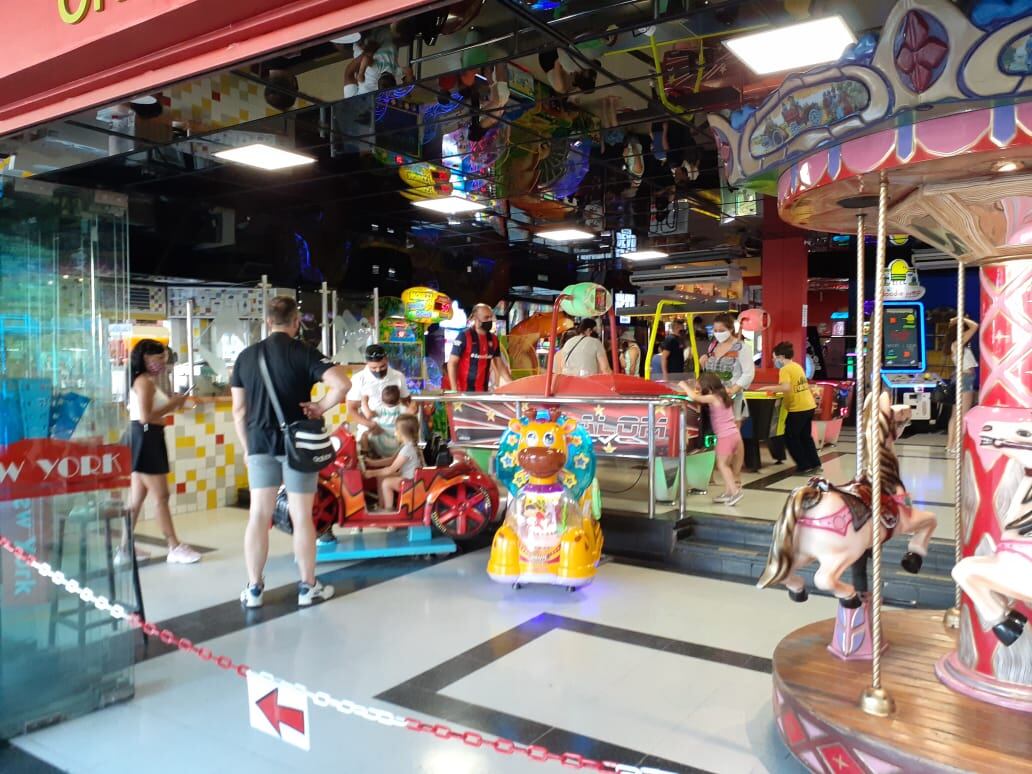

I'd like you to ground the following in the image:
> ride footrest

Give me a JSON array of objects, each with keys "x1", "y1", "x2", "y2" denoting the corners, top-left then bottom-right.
[{"x1": 315, "y1": 525, "x2": 456, "y2": 562}]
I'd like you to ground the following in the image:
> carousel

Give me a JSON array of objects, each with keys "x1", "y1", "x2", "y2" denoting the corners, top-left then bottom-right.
[{"x1": 709, "y1": 0, "x2": 1032, "y2": 770}]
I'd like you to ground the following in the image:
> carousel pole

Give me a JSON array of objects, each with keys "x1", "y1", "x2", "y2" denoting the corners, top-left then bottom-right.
[
  {"x1": 860, "y1": 171, "x2": 896, "y2": 718},
  {"x1": 943, "y1": 258, "x2": 966, "y2": 629},
  {"x1": 854, "y1": 210, "x2": 867, "y2": 480}
]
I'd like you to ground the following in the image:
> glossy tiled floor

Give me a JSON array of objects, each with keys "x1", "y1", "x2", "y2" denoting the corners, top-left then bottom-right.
[{"x1": 9, "y1": 431, "x2": 955, "y2": 774}]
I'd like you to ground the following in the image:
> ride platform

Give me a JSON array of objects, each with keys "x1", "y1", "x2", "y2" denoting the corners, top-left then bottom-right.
[
  {"x1": 772, "y1": 609, "x2": 1032, "y2": 773},
  {"x1": 315, "y1": 526, "x2": 456, "y2": 562}
]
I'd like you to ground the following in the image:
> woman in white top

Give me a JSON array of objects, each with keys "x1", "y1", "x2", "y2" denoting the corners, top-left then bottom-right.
[
  {"x1": 557, "y1": 318, "x2": 612, "y2": 377},
  {"x1": 699, "y1": 313, "x2": 756, "y2": 483},
  {"x1": 945, "y1": 315, "x2": 979, "y2": 454},
  {"x1": 618, "y1": 329, "x2": 641, "y2": 376},
  {"x1": 123, "y1": 340, "x2": 200, "y2": 566}
]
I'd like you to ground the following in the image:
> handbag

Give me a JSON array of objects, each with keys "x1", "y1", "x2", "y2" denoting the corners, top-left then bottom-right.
[{"x1": 257, "y1": 345, "x2": 335, "y2": 473}]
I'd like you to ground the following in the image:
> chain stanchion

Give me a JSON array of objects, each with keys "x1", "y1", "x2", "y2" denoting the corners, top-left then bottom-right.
[
  {"x1": 943, "y1": 258, "x2": 967, "y2": 629},
  {"x1": 0, "y1": 535, "x2": 675, "y2": 773},
  {"x1": 859, "y1": 171, "x2": 896, "y2": 718},
  {"x1": 855, "y1": 210, "x2": 867, "y2": 479}
]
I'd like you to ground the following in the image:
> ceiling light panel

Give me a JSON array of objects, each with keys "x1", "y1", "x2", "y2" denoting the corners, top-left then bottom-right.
[
  {"x1": 724, "y1": 16, "x2": 856, "y2": 75},
  {"x1": 213, "y1": 143, "x2": 316, "y2": 170},
  {"x1": 537, "y1": 228, "x2": 595, "y2": 242},
  {"x1": 412, "y1": 195, "x2": 487, "y2": 214}
]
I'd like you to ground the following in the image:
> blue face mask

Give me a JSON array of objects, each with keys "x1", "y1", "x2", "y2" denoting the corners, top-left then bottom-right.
[{"x1": 774, "y1": 357, "x2": 784, "y2": 369}]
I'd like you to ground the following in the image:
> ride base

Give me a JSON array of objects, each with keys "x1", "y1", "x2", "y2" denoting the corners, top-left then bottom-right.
[
  {"x1": 315, "y1": 526, "x2": 456, "y2": 562},
  {"x1": 773, "y1": 610, "x2": 1032, "y2": 773}
]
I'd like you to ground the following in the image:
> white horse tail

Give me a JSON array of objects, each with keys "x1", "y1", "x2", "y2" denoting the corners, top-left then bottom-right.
[{"x1": 757, "y1": 486, "x2": 813, "y2": 589}]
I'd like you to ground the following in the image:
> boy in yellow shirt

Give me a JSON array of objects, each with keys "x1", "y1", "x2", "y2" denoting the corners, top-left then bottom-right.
[{"x1": 771, "y1": 341, "x2": 822, "y2": 475}]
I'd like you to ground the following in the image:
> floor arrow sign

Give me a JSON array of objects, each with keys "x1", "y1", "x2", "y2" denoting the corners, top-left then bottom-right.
[{"x1": 247, "y1": 671, "x2": 311, "y2": 751}]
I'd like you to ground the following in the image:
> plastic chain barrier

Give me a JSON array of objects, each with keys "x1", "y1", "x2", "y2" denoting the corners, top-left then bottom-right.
[{"x1": 0, "y1": 536, "x2": 674, "y2": 774}]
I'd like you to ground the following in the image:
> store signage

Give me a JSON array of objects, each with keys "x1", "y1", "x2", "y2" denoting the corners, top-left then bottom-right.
[
  {"x1": 58, "y1": 0, "x2": 130, "y2": 26},
  {"x1": 0, "y1": 439, "x2": 130, "y2": 502},
  {"x1": 883, "y1": 258, "x2": 925, "y2": 300}
]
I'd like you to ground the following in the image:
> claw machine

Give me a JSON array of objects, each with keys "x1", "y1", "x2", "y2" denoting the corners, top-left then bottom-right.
[{"x1": 0, "y1": 177, "x2": 136, "y2": 739}]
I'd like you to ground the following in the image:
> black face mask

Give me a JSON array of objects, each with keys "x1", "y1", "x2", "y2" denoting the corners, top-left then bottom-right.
[
  {"x1": 370, "y1": 367, "x2": 388, "y2": 379},
  {"x1": 479, "y1": 320, "x2": 494, "y2": 333}
]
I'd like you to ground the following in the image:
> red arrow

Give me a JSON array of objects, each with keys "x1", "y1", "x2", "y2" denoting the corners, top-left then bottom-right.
[{"x1": 256, "y1": 689, "x2": 306, "y2": 736}]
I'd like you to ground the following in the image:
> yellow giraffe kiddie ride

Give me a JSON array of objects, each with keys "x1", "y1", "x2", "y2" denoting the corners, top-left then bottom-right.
[{"x1": 487, "y1": 408, "x2": 602, "y2": 591}]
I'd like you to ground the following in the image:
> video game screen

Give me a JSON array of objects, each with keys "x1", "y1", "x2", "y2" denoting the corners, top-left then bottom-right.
[{"x1": 882, "y1": 302, "x2": 925, "y2": 372}]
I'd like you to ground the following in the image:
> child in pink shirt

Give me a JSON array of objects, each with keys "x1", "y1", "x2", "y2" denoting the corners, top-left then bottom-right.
[{"x1": 679, "y1": 373, "x2": 743, "y2": 506}]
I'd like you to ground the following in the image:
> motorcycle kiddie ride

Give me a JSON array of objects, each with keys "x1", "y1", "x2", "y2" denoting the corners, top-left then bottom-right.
[{"x1": 272, "y1": 424, "x2": 501, "y2": 560}]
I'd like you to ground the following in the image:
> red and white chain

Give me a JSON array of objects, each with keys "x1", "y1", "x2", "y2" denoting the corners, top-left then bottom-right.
[{"x1": 0, "y1": 536, "x2": 674, "y2": 774}]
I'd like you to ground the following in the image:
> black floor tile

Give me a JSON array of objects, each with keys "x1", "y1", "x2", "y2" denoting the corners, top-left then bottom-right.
[{"x1": 0, "y1": 742, "x2": 64, "y2": 773}]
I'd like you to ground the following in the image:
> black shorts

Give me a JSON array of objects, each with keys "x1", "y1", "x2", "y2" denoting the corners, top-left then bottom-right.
[{"x1": 131, "y1": 421, "x2": 170, "y2": 475}]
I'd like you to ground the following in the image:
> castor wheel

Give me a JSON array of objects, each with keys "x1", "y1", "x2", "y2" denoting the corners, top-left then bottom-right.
[
  {"x1": 840, "y1": 594, "x2": 863, "y2": 609},
  {"x1": 900, "y1": 551, "x2": 923, "y2": 574},
  {"x1": 788, "y1": 588, "x2": 808, "y2": 603},
  {"x1": 512, "y1": 582, "x2": 522, "y2": 590}
]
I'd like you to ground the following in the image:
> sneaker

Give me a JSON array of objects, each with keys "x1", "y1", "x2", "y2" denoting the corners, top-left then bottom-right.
[
  {"x1": 114, "y1": 545, "x2": 151, "y2": 567},
  {"x1": 712, "y1": 493, "x2": 731, "y2": 504},
  {"x1": 726, "y1": 490, "x2": 744, "y2": 507},
  {"x1": 240, "y1": 581, "x2": 264, "y2": 608},
  {"x1": 166, "y1": 544, "x2": 201, "y2": 564},
  {"x1": 298, "y1": 580, "x2": 335, "y2": 607},
  {"x1": 317, "y1": 530, "x2": 337, "y2": 545}
]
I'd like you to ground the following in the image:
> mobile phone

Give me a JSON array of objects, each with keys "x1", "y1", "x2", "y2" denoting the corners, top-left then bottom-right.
[{"x1": 179, "y1": 384, "x2": 197, "y2": 395}]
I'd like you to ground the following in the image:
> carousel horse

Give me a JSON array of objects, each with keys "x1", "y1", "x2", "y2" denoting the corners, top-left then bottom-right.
[
  {"x1": 757, "y1": 392, "x2": 938, "y2": 607},
  {"x1": 952, "y1": 419, "x2": 1032, "y2": 645}
]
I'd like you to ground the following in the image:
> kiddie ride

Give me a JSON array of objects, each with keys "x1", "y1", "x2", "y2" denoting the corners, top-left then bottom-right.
[
  {"x1": 273, "y1": 424, "x2": 500, "y2": 561},
  {"x1": 488, "y1": 409, "x2": 602, "y2": 590}
]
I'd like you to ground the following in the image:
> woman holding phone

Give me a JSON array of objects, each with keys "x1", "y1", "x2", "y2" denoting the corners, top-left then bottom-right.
[{"x1": 117, "y1": 339, "x2": 201, "y2": 566}]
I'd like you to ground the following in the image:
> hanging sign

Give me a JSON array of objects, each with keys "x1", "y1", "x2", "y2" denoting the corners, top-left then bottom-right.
[
  {"x1": 560, "y1": 283, "x2": 612, "y2": 318},
  {"x1": 883, "y1": 258, "x2": 925, "y2": 300},
  {"x1": 401, "y1": 287, "x2": 453, "y2": 324}
]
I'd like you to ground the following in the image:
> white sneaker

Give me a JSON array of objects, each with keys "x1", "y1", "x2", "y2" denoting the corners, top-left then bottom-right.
[
  {"x1": 726, "y1": 490, "x2": 744, "y2": 507},
  {"x1": 712, "y1": 493, "x2": 731, "y2": 504},
  {"x1": 114, "y1": 546, "x2": 150, "y2": 567},
  {"x1": 166, "y1": 544, "x2": 201, "y2": 564},
  {"x1": 240, "y1": 581, "x2": 264, "y2": 608},
  {"x1": 298, "y1": 581, "x2": 335, "y2": 607}
]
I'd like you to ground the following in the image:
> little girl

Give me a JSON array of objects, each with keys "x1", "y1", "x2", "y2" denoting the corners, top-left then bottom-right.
[
  {"x1": 679, "y1": 373, "x2": 743, "y2": 506},
  {"x1": 365, "y1": 414, "x2": 422, "y2": 510}
]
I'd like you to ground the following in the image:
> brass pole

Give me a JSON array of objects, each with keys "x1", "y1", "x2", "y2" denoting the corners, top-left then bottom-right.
[
  {"x1": 860, "y1": 172, "x2": 896, "y2": 718},
  {"x1": 855, "y1": 212, "x2": 866, "y2": 480},
  {"x1": 944, "y1": 258, "x2": 966, "y2": 629}
]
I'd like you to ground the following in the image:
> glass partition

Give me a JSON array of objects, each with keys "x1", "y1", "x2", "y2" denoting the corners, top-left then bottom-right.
[{"x1": 0, "y1": 177, "x2": 135, "y2": 739}]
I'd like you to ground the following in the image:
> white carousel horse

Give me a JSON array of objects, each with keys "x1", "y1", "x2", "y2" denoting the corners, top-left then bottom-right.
[
  {"x1": 952, "y1": 419, "x2": 1032, "y2": 646},
  {"x1": 757, "y1": 392, "x2": 938, "y2": 607}
]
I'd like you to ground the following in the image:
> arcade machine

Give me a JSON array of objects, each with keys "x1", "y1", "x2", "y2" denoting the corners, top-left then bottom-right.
[{"x1": 880, "y1": 301, "x2": 938, "y2": 431}]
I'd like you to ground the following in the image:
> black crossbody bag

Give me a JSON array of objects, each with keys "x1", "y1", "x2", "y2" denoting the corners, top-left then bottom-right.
[{"x1": 257, "y1": 345, "x2": 334, "y2": 472}]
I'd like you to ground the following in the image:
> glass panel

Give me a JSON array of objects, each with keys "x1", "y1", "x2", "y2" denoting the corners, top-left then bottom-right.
[{"x1": 0, "y1": 177, "x2": 135, "y2": 738}]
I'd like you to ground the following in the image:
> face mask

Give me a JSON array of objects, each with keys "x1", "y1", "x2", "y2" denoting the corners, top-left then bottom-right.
[
  {"x1": 146, "y1": 360, "x2": 165, "y2": 375},
  {"x1": 713, "y1": 330, "x2": 731, "y2": 343},
  {"x1": 370, "y1": 367, "x2": 388, "y2": 379},
  {"x1": 774, "y1": 357, "x2": 784, "y2": 369},
  {"x1": 479, "y1": 320, "x2": 494, "y2": 333}
]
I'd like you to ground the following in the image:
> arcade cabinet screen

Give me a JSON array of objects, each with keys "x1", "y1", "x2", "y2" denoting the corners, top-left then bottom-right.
[{"x1": 882, "y1": 304, "x2": 924, "y2": 371}]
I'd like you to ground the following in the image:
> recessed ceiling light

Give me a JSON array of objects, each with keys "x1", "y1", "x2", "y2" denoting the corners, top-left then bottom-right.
[
  {"x1": 412, "y1": 195, "x2": 486, "y2": 214},
  {"x1": 724, "y1": 16, "x2": 856, "y2": 75},
  {"x1": 622, "y1": 250, "x2": 669, "y2": 260},
  {"x1": 213, "y1": 143, "x2": 316, "y2": 170},
  {"x1": 537, "y1": 227, "x2": 595, "y2": 242},
  {"x1": 992, "y1": 160, "x2": 1023, "y2": 173}
]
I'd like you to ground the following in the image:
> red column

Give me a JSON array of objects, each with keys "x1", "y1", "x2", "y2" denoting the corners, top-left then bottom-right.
[
  {"x1": 761, "y1": 202, "x2": 808, "y2": 367},
  {"x1": 936, "y1": 258, "x2": 1032, "y2": 710}
]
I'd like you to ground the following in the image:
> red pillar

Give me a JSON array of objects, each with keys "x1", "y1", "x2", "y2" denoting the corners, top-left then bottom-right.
[{"x1": 761, "y1": 200, "x2": 808, "y2": 366}]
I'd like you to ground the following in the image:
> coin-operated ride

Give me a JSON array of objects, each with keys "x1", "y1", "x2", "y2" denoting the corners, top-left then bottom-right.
[{"x1": 487, "y1": 408, "x2": 602, "y2": 590}]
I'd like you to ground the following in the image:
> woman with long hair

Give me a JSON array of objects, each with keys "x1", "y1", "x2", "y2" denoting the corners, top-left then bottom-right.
[
  {"x1": 118, "y1": 339, "x2": 200, "y2": 566},
  {"x1": 699, "y1": 313, "x2": 755, "y2": 481},
  {"x1": 943, "y1": 315, "x2": 979, "y2": 455}
]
